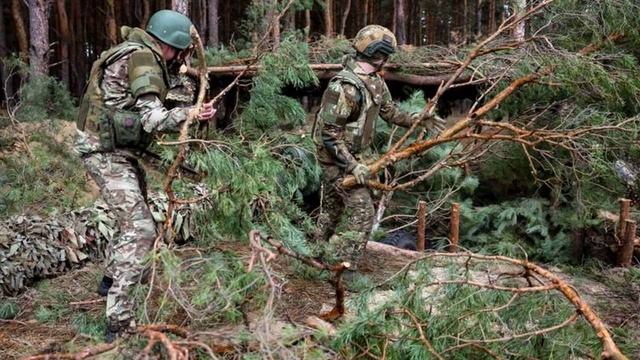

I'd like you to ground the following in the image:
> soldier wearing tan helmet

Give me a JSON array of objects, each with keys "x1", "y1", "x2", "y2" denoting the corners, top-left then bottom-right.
[{"x1": 313, "y1": 25, "x2": 446, "y2": 280}]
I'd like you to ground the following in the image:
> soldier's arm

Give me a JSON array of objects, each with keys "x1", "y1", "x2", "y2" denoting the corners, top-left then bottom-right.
[
  {"x1": 379, "y1": 81, "x2": 420, "y2": 128},
  {"x1": 318, "y1": 82, "x2": 363, "y2": 171},
  {"x1": 128, "y1": 49, "x2": 190, "y2": 133}
]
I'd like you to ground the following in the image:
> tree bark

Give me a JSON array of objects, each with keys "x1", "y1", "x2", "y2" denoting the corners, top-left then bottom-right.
[
  {"x1": 172, "y1": 0, "x2": 189, "y2": 15},
  {"x1": 363, "y1": 0, "x2": 369, "y2": 27},
  {"x1": 11, "y1": 0, "x2": 29, "y2": 62},
  {"x1": 268, "y1": 0, "x2": 280, "y2": 50},
  {"x1": 140, "y1": 0, "x2": 151, "y2": 28},
  {"x1": 0, "y1": 6, "x2": 12, "y2": 103},
  {"x1": 106, "y1": 0, "x2": 118, "y2": 46},
  {"x1": 29, "y1": 0, "x2": 53, "y2": 77},
  {"x1": 324, "y1": 0, "x2": 334, "y2": 37},
  {"x1": 305, "y1": 8, "x2": 311, "y2": 42},
  {"x1": 475, "y1": 0, "x2": 483, "y2": 39},
  {"x1": 55, "y1": 0, "x2": 70, "y2": 86},
  {"x1": 513, "y1": 0, "x2": 526, "y2": 42},
  {"x1": 339, "y1": 0, "x2": 351, "y2": 36},
  {"x1": 208, "y1": 0, "x2": 219, "y2": 47},
  {"x1": 395, "y1": 0, "x2": 407, "y2": 45},
  {"x1": 488, "y1": 0, "x2": 496, "y2": 34}
]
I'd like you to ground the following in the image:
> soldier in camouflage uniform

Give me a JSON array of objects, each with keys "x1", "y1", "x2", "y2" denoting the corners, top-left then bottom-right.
[
  {"x1": 74, "y1": 10, "x2": 215, "y2": 341},
  {"x1": 314, "y1": 25, "x2": 446, "y2": 270}
]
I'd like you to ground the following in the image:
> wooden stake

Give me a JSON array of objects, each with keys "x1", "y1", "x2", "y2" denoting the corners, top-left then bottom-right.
[
  {"x1": 417, "y1": 201, "x2": 427, "y2": 251},
  {"x1": 618, "y1": 198, "x2": 631, "y2": 241},
  {"x1": 618, "y1": 219, "x2": 637, "y2": 267},
  {"x1": 449, "y1": 203, "x2": 460, "y2": 253}
]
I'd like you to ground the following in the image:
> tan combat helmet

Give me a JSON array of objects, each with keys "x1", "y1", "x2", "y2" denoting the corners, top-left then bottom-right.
[{"x1": 353, "y1": 25, "x2": 398, "y2": 58}]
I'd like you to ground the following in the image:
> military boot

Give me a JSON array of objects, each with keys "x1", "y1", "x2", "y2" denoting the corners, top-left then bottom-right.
[
  {"x1": 97, "y1": 275, "x2": 113, "y2": 297},
  {"x1": 105, "y1": 321, "x2": 122, "y2": 343}
]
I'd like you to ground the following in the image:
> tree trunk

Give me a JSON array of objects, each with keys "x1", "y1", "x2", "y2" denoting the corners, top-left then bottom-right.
[
  {"x1": 106, "y1": 0, "x2": 118, "y2": 46},
  {"x1": 488, "y1": 0, "x2": 496, "y2": 34},
  {"x1": 11, "y1": 0, "x2": 29, "y2": 62},
  {"x1": 0, "y1": 6, "x2": 12, "y2": 104},
  {"x1": 463, "y1": 0, "x2": 469, "y2": 43},
  {"x1": 395, "y1": 0, "x2": 407, "y2": 45},
  {"x1": 324, "y1": 0, "x2": 334, "y2": 37},
  {"x1": 268, "y1": 0, "x2": 280, "y2": 50},
  {"x1": 513, "y1": 0, "x2": 526, "y2": 42},
  {"x1": 55, "y1": 0, "x2": 70, "y2": 86},
  {"x1": 475, "y1": 0, "x2": 483, "y2": 39},
  {"x1": 305, "y1": 9, "x2": 311, "y2": 42},
  {"x1": 208, "y1": 0, "x2": 219, "y2": 47},
  {"x1": 140, "y1": 0, "x2": 151, "y2": 28},
  {"x1": 172, "y1": 0, "x2": 189, "y2": 15},
  {"x1": 363, "y1": 0, "x2": 369, "y2": 27},
  {"x1": 339, "y1": 0, "x2": 351, "y2": 36},
  {"x1": 29, "y1": 0, "x2": 53, "y2": 77}
]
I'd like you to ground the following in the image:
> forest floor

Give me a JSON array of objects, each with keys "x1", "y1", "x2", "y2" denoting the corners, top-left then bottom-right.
[{"x1": 1, "y1": 240, "x2": 639, "y2": 359}]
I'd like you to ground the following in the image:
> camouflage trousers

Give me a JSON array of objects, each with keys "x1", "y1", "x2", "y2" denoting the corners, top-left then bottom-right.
[
  {"x1": 316, "y1": 164, "x2": 375, "y2": 267},
  {"x1": 82, "y1": 152, "x2": 156, "y2": 329}
]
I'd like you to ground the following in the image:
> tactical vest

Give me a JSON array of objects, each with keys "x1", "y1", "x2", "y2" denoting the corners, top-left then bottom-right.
[
  {"x1": 76, "y1": 39, "x2": 169, "y2": 152},
  {"x1": 333, "y1": 69, "x2": 384, "y2": 154}
]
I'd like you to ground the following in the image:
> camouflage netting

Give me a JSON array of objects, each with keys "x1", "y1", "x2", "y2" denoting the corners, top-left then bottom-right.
[{"x1": 0, "y1": 190, "x2": 204, "y2": 295}]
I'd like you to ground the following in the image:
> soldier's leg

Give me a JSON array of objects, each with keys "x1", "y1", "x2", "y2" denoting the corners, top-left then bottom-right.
[
  {"x1": 330, "y1": 187, "x2": 375, "y2": 266},
  {"x1": 315, "y1": 164, "x2": 344, "y2": 243},
  {"x1": 83, "y1": 153, "x2": 156, "y2": 332}
]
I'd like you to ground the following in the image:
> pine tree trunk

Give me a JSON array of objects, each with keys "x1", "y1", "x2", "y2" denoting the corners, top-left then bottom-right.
[
  {"x1": 395, "y1": 0, "x2": 407, "y2": 45},
  {"x1": 339, "y1": 0, "x2": 351, "y2": 36},
  {"x1": 11, "y1": 0, "x2": 29, "y2": 62},
  {"x1": 488, "y1": 0, "x2": 496, "y2": 33},
  {"x1": 29, "y1": 0, "x2": 53, "y2": 77},
  {"x1": 475, "y1": 0, "x2": 483, "y2": 39},
  {"x1": 513, "y1": 0, "x2": 526, "y2": 42},
  {"x1": 268, "y1": 0, "x2": 280, "y2": 50},
  {"x1": 363, "y1": 0, "x2": 369, "y2": 27},
  {"x1": 55, "y1": 0, "x2": 70, "y2": 86},
  {"x1": 140, "y1": 0, "x2": 151, "y2": 28},
  {"x1": 463, "y1": 0, "x2": 469, "y2": 43},
  {"x1": 106, "y1": 0, "x2": 118, "y2": 46},
  {"x1": 172, "y1": 0, "x2": 189, "y2": 15},
  {"x1": 305, "y1": 8, "x2": 311, "y2": 42},
  {"x1": 208, "y1": 0, "x2": 219, "y2": 47},
  {"x1": 324, "y1": 0, "x2": 334, "y2": 37},
  {"x1": 0, "y1": 7, "x2": 12, "y2": 103}
]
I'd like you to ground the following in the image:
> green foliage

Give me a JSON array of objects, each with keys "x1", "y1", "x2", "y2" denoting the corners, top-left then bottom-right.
[
  {"x1": 71, "y1": 312, "x2": 107, "y2": 339},
  {"x1": 459, "y1": 197, "x2": 585, "y2": 262},
  {"x1": 333, "y1": 261, "x2": 603, "y2": 359},
  {"x1": 2, "y1": 57, "x2": 76, "y2": 122},
  {"x1": 0, "y1": 300, "x2": 19, "y2": 319},
  {"x1": 240, "y1": 35, "x2": 318, "y2": 132},
  {"x1": 0, "y1": 123, "x2": 92, "y2": 216},
  {"x1": 33, "y1": 281, "x2": 72, "y2": 323}
]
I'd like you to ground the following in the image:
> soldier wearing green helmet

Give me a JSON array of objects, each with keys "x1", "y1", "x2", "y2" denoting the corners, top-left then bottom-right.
[
  {"x1": 74, "y1": 9, "x2": 215, "y2": 342},
  {"x1": 313, "y1": 25, "x2": 446, "y2": 280}
]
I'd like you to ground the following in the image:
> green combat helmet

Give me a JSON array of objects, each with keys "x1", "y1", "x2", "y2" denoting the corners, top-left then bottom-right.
[
  {"x1": 353, "y1": 25, "x2": 398, "y2": 58},
  {"x1": 146, "y1": 9, "x2": 193, "y2": 50}
]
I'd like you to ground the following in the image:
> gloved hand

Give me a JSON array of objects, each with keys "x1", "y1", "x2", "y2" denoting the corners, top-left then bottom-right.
[
  {"x1": 351, "y1": 163, "x2": 371, "y2": 185},
  {"x1": 198, "y1": 102, "x2": 217, "y2": 121},
  {"x1": 420, "y1": 114, "x2": 447, "y2": 135}
]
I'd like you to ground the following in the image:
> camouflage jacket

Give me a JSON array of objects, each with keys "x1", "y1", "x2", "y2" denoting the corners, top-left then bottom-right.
[
  {"x1": 315, "y1": 56, "x2": 418, "y2": 171},
  {"x1": 75, "y1": 27, "x2": 190, "y2": 155}
]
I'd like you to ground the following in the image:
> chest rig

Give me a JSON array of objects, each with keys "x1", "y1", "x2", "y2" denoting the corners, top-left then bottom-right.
[
  {"x1": 334, "y1": 69, "x2": 385, "y2": 154},
  {"x1": 76, "y1": 33, "x2": 169, "y2": 152}
]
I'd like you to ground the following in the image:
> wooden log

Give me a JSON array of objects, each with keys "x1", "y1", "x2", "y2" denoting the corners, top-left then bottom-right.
[
  {"x1": 449, "y1": 203, "x2": 460, "y2": 253},
  {"x1": 617, "y1": 219, "x2": 637, "y2": 267},
  {"x1": 618, "y1": 198, "x2": 631, "y2": 241},
  {"x1": 417, "y1": 200, "x2": 427, "y2": 251}
]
